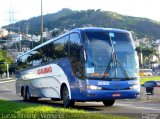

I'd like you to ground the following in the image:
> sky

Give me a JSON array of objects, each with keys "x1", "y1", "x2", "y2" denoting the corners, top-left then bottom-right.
[{"x1": 0, "y1": 0, "x2": 160, "y2": 27}]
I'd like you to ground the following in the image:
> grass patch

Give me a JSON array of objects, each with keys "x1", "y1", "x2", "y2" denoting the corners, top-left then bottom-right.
[
  {"x1": 140, "y1": 76, "x2": 160, "y2": 84},
  {"x1": 0, "y1": 100, "x2": 129, "y2": 119}
]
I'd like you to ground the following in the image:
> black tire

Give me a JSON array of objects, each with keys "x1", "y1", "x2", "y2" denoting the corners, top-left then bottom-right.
[
  {"x1": 24, "y1": 87, "x2": 38, "y2": 102},
  {"x1": 22, "y1": 87, "x2": 27, "y2": 101},
  {"x1": 30, "y1": 97, "x2": 38, "y2": 102},
  {"x1": 21, "y1": 87, "x2": 24, "y2": 97},
  {"x1": 103, "y1": 100, "x2": 115, "y2": 106},
  {"x1": 62, "y1": 86, "x2": 75, "y2": 107},
  {"x1": 26, "y1": 87, "x2": 31, "y2": 102},
  {"x1": 51, "y1": 98, "x2": 60, "y2": 101}
]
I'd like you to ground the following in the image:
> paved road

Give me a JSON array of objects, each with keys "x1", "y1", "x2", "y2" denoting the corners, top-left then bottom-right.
[
  {"x1": 0, "y1": 80, "x2": 160, "y2": 118},
  {"x1": 0, "y1": 80, "x2": 21, "y2": 100}
]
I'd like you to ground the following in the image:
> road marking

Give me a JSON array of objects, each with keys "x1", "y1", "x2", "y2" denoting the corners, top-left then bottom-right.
[
  {"x1": 0, "y1": 80, "x2": 15, "y2": 84},
  {"x1": 85, "y1": 102, "x2": 160, "y2": 111},
  {"x1": 116, "y1": 103, "x2": 160, "y2": 111}
]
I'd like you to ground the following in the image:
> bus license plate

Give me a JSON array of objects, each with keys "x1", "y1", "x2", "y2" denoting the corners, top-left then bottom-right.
[{"x1": 112, "y1": 93, "x2": 121, "y2": 97}]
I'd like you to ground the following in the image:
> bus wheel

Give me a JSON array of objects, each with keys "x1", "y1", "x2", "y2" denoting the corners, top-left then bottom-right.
[
  {"x1": 62, "y1": 86, "x2": 75, "y2": 108},
  {"x1": 102, "y1": 100, "x2": 115, "y2": 106},
  {"x1": 30, "y1": 97, "x2": 38, "y2": 102},
  {"x1": 26, "y1": 87, "x2": 31, "y2": 102},
  {"x1": 25, "y1": 87, "x2": 38, "y2": 102},
  {"x1": 51, "y1": 98, "x2": 60, "y2": 101},
  {"x1": 22, "y1": 87, "x2": 27, "y2": 101}
]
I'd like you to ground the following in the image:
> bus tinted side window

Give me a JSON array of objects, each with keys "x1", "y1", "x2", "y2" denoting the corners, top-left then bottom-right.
[
  {"x1": 54, "y1": 35, "x2": 69, "y2": 59},
  {"x1": 28, "y1": 51, "x2": 43, "y2": 66},
  {"x1": 69, "y1": 33, "x2": 83, "y2": 78},
  {"x1": 17, "y1": 54, "x2": 30, "y2": 70},
  {"x1": 70, "y1": 33, "x2": 81, "y2": 61},
  {"x1": 38, "y1": 35, "x2": 69, "y2": 61},
  {"x1": 16, "y1": 58, "x2": 23, "y2": 70},
  {"x1": 17, "y1": 35, "x2": 70, "y2": 70},
  {"x1": 31, "y1": 35, "x2": 69, "y2": 66}
]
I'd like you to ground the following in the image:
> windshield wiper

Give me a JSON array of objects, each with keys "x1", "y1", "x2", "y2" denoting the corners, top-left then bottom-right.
[
  {"x1": 104, "y1": 33, "x2": 131, "y2": 79},
  {"x1": 114, "y1": 54, "x2": 131, "y2": 78}
]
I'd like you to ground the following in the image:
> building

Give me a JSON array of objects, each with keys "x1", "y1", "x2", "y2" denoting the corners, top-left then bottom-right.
[
  {"x1": 11, "y1": 34, "x2": 22, "y2": 41},
  {"x1": 32, "y1": 35, "x2": 41, "y2": 42},
  {"x1": 21, "y1": 46, "x2": 30, "y2": 52},
  {"x1": 43, "y1": 31, "x2": 52, "y2": 40}
]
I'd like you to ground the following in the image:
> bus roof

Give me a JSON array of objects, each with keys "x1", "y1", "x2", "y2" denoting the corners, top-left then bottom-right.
[
  {"x1": 17, "y1": 27, "x2": 130, "y2": 59},
  {"x1": 140, "y1": 69, "x2": 152, "y2": 71},
  {"x1": 72, "y1": 27, "x2": 130, "y2": 33}
]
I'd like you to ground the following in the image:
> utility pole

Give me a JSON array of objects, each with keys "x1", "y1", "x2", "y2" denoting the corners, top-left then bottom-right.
[
  {"x1": 25, "y1": 21, "x2": 29, "y2": 40},
  {"x1": 6, "y1": 9, "x2": 17, "y2": 40},
  {"x1": 19, "y1": 22, "x2": 21, "y2": 52},
  {"x1": 41, "y1": 0, "x2": 43, "y2": 43},
  {"x1": 8, "y1": 10, "x2": 16, "y2": 31},
  {"x1": 32, "y1": 38, "x2": 33, "y2": 49}
]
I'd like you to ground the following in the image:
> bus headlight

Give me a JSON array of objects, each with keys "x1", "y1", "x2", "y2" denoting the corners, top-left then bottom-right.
[
  {"x1": 129, "y1": 84, "x2": 140, "y2": 90},
  {"x1": 87, "y1": 85, "x2": 102, "y2": 90}
]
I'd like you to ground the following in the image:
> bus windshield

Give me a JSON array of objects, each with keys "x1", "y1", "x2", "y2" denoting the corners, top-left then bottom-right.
[{"x1": 84, "y1": 31, "x2": 138, "y2": 79}]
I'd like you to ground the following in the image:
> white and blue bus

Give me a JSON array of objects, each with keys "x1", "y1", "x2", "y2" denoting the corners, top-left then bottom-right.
[{"x1": 16, "y1": 27, "x2": 140, "y2": 107}]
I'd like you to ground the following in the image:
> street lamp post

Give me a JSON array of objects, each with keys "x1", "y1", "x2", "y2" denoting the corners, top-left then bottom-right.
[
  {"x1": 0, "y1": 62, "x2": 9, "y2": 79},
  {"x1": 19, "y1": 22, "x2": 21, "y2": 52},
  {"x1": 41, "y1": 0, "x2": 43, "y2": 44},
  {"x1": 6, "y1": 63, "x2": 9, "y2": 79}
]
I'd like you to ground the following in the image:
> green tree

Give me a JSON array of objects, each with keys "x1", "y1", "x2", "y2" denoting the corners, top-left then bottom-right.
[
  {"x1": 143, "y1": 47, "x2": 156, "y2": 58},
  {"x1": 136, "y1": 46, "x2": 156, "y2": 67},
  {"x1": 0, "y1": 49, "x2": 14, "y2": 74},
  {"x1": 136, "y1": 46, "x2": 156, "y2": 58},
  {"x1": 51, "y1": 30, "x2": 61, "y2": 38},
  {"x1": 136, "y1": 46, "x2": 143, "y2": 54}
]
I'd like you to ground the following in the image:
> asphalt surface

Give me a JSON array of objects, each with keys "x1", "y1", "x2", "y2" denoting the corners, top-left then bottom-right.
[{"x1": 0, "y1": 80, "x2": 160, "y2": 119}]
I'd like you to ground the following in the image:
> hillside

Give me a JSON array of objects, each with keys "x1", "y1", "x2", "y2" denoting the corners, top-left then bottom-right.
[{"x1": 4, "y1": 8, "x2": 160, "y2": 40}]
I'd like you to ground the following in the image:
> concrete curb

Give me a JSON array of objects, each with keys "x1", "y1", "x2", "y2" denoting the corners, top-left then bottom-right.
[
  {"x1": 0, "y1": 78, "x2": 15, "y2": 82},
  {"x1": 0, "y1": 79, "x2": 15, "y2": 84}
]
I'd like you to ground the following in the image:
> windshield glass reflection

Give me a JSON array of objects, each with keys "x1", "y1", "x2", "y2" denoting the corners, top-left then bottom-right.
[{"x1": 84, "y1": 31, "x2": 138, "y2": 79}]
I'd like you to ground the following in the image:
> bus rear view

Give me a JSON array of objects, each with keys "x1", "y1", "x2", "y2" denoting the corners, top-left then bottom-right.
[{"x1": 16, "y1": 27, "x2": 140, "y2": 107}]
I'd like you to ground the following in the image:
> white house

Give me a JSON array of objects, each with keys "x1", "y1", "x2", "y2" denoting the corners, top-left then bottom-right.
[
  {"x1": 32, "y1": 35, "x2": 41, "y2": 42},
  {"x1": 11, "y1": 34, "x2": 22, "y2": 41}
]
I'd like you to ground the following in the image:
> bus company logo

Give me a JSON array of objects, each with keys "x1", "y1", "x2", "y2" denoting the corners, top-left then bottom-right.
[{"x1": 37, "y1": 66, "x2": 52, "y2": 75}]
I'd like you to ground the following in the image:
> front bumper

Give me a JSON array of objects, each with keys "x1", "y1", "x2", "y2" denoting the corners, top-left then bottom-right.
[{"x1": 75, "y1": 89, "x2": 139, "y2": 101}]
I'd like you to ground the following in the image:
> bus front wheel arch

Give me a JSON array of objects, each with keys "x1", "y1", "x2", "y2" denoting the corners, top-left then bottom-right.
[{"x1": 61, "y1": 85, "x2": 75, "y2": 107}]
